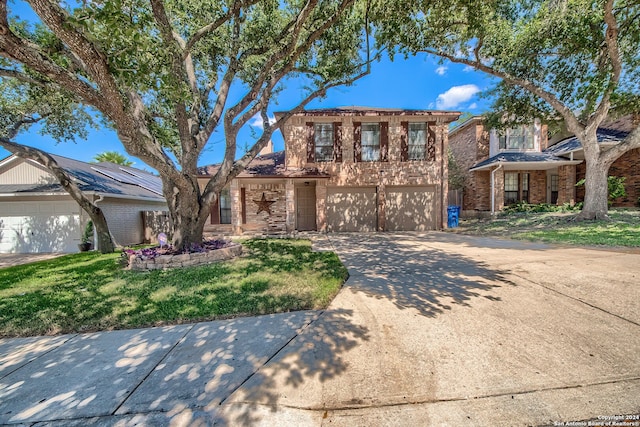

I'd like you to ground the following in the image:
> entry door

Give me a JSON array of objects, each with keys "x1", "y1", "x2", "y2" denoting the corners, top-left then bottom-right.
[{"x1": 296, "y1": 186, "x2": 317, "y2": 231}]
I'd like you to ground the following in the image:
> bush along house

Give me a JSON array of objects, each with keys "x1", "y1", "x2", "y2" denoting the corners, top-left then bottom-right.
[
  {"x1": 448, "y1": 114, "x2": 639, "y2": 215},
  {"x1": 198, "y1": 107, "x2": 461, "y2": 234}
]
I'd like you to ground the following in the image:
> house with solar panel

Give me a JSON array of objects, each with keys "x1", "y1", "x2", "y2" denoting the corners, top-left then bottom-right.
[
  {"x1": 0, "y1": 153, "x2": 167, "y2": 253},
  {"x1": 448, "y1": 114, "x2": 639, "y2": 215}
]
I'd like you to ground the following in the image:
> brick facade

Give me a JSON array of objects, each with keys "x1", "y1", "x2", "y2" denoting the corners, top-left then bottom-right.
[
  {"x1": 200, "y1": 108, "x2": 460, "y2": 234},
  {"x1": 448, "y1": 119, "x2": 490, "y2": 211},
  {"x1": 282, "y1": 112, "x2": 455, "y2": 231}
]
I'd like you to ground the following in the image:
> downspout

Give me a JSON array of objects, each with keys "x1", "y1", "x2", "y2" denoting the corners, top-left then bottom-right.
[
  {"x1": 491, "y1": 164, "x2": 503, "y2": 215},
  {"x1": 93, "y1": 194, "x2": 105, "y2": 250}
]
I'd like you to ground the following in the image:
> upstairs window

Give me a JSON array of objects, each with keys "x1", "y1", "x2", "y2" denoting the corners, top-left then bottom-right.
[
  {"x1": 361, "y1": 123, "x2": 381, "y2": 161},
  {"x1": 408, "y1": 123, "x2": 427, "y2": 160},
  {"x1": 498, "y1": 125, "x2": 535, "y2": 151},
  {"x1": 306, "y1": 122, "x2": 342, "y2": 163},
  {"x1": 314, "y1": 123, "x2": 334, "y2": 162}
]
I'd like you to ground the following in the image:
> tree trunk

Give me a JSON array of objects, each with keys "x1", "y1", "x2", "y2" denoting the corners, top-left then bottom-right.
[
  {"x1": 577, "y1": 150, "x2": 610, "y2": 221},
  {"x1": 91, "y1": 210, "x2": 115, "y2": 253},
  {"x1": 164, "y1": 176, "x2": 210, "y2": 251}
]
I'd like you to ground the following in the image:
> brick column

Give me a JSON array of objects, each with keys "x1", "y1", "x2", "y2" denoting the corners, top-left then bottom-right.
[
  {"x1": 377, "y1": 184, "x2": 386, "y2": 231},
  {"x1": 230, "y1": 180, "x2": 242, "y2": 235},
  {"x1": 439, "y1": 123, "x2": 449, "y2": 229},
  {"x1": 493, "y1": 166, "x2": 505, "y2": 213},
  {"x1": 316, "y1": 180, "x2": 327, "y2": 232},
  {"x1": 557, "y1": 165, "x2": 576, "y2": 205},
  {"x1": 285, "y1": 179, "x2": 295, "y2": 233}
]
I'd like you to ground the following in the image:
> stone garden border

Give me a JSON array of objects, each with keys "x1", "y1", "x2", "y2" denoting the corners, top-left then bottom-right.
[{"x1": 127, "y1": 242, "x2": 243, "y2": 271}]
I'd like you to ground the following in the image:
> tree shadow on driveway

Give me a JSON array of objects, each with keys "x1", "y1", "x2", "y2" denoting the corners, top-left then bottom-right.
[{"x1": 325, "y1": 233, "x2": 517, "y2": 318}]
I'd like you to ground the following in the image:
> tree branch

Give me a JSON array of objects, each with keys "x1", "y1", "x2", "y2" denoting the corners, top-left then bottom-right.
[
  {"x1": 589, "y1": 0, "x2": 623, "y2": 133},
  {"x1": 420, "y1": 48, "x2": 584, "y2": 135},
  {"x1": 27, "y1": 0, "x2": 125, "y2": 120}
]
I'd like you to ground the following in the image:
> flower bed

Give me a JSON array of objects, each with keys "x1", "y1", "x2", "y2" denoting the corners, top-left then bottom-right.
[{"x1": 124, "y1": 239, "x2": 242, "y2": 271}]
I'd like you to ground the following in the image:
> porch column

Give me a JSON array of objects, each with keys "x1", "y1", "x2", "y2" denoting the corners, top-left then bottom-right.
[
  {"x1": 230, "y1": 180, "x2": 242, "y2": 235},
  {"x1": 316, "y1": 180, "x2": 327, "y2": 232},
  {"x1": 285, "y1": 179, "x2": 295, "y2": 233},
  {"x1": 557, "y1": 165, "x2": 577, "y2": 205},
  {"x1": 492, "y1": 166, "x2": 505, "y2": 213}
]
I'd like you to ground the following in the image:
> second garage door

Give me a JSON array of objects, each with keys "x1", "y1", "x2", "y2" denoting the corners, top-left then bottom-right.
[
  {"x1": 326, "y1": 187, "x2": 377, "y2": 232},
  {"x1": 385, "y1": 186, "x2": 436, "y2": 231}
]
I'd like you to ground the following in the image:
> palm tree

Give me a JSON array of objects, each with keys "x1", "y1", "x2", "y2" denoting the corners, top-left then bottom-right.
[{"x1": 92, "y1": 151, "x2": 133, "y2": 166}]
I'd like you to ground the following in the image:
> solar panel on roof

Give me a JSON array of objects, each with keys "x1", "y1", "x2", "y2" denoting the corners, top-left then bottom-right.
[{"x1": 91, "y1": 167, "x2": 164, "y2": 196}]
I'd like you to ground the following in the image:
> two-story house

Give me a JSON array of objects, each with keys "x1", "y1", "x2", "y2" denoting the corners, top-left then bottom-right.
[
  {"x1": 198, "y1": 107, "x2": 461, "y2": 234},
  {"x1": 449, "y1": 115, "x2": 638, "y2": 215}
]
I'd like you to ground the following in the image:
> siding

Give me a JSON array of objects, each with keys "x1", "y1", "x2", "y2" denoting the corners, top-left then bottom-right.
[
  {"x1": 0, "y1": 159, "x2": 55, "y2": 185},
  {"x1": 99, "y1": 198, "x2": 168, "y2": 246}
]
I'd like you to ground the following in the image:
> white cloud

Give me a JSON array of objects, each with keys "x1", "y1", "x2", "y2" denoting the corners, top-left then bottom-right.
[
  {"x1": 463, "y1": 65, "x2": 475, "y2": 73},
  {"x1": 249, "y1": 113, "x2": 276, "y2": 129},
  {"x1": 436, "y1": 84, "x2": 481, "y2": 109},
  {"x1": 435, "y1": 66, "x2": 448, "y2": 76},
  {"x1": 468, "y1": 102, "x2": 478, "y2": 109}
]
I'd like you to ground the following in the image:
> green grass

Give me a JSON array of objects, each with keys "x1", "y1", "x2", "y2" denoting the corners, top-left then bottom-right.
[
  {"x1": 454, "y1": 209, "x2": 640, "y2": 247},
  {"x1": 0, "y1": 239, "x2": 348, "y2": 337}
]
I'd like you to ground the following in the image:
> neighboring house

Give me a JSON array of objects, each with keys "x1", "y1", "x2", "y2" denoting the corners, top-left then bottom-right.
[
  {"x1": 199, "y1": 107, "x2": 461, "y2": 234},
  {"x1": 0, "y1": 153, "x2": 167, "y2": 253},
  {"x1": 449, "y1": 115, "x2": 639, "y2": 214}
]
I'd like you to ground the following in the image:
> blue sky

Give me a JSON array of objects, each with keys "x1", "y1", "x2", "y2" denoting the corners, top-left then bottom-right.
[{"x1": 2, "y1": 3, "x2": 496, "y2": 169}]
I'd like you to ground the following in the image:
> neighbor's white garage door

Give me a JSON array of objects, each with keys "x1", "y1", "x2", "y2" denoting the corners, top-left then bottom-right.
[
  {"x1": 0, "y1": 201, "x2": 81, "y2": 253},
  {"x1": 326, "y1": 187, "x2": 377, "y2": 232},
  {"x1": 385, "y1": 186, "x2": 436, "y2": 231}
]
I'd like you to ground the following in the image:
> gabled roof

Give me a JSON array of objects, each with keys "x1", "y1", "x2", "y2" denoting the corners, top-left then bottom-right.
[
  {"x1": 544, "y1": 128, "x2": 630, "y2": 156},
  {"x1": 469, "y1": 151, "x2": 581, "y2": 171},
  {"x1": 0, "y1": 153, "x2": 165, "y2": 200},
  {"x1": 448, "y1": 116, "x2": 484, "y2": 138},
  {"x1": 198, "y1": 151, "x2": 330, "y2": 179}
]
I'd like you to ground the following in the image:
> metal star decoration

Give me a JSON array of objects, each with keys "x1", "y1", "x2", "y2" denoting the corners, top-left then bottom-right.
[{"x1": 253, "y1": 192, "x2": 276, "y2": 215}]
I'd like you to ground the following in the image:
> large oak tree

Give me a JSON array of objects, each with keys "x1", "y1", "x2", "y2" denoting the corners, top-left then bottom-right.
[
  {"x1": 375, "y1": 0, "x2": 640, "y2": 219},
  {"x1": 1, "y1": 0, "x2": 372, "y2": 249}
]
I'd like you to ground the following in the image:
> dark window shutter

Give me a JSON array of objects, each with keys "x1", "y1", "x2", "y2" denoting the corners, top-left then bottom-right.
[
  {"x1": 306, "y1": 122, "x2": 315, "y2": 163},
  {"x1": 333, "y1": 122, "x2": 342, "y2": 162},
  {"x1": 427, "y1": 122, "x2": 436, "y2": 161},
  {"x1": 353, "y1": 121, "x2": 361, "y2": 162},
  {"x1": 400, "y1": 121, "x2": 409, "y2": 161},
  {"x1": 210, "y1": 195, "x2": 220, "y2": 224},
  {"x1": 240, "y1": 188, "x2": 247, "y2": 224},
  {"x1": 380, "y1": 122, "x2": 389, "y2": 162}
]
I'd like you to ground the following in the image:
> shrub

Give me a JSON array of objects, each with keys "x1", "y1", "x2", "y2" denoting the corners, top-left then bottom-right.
[{"x1": 502, "y1": 201, "x2": 582, "y2": 214}]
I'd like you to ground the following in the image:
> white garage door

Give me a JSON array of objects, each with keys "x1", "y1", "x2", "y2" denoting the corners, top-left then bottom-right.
[
  {"x1": 326, "y1": 187, "x2": 377, "y2": 232},
  {"x1": 385, "y1": 186, "x2": 436, "y2": 231},
  {"x1": 0, "y1": 201, "x2": 81, "y2": 253}
]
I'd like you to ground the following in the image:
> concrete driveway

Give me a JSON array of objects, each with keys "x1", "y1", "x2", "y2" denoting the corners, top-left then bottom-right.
[
  {"x1": 1, "y1": 233, "x2": 638, "y2": 426},
  {"x1": 0, "y1": 253, "x2": 66, "y2": 269}
]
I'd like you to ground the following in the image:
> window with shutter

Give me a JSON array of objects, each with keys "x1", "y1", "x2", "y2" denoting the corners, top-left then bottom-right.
[{"x1": 314, "y1": 123, "x2": 334, "y2": 162}]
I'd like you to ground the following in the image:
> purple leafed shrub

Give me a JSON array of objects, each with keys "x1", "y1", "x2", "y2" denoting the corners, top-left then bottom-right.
[{"x1": 123, "y1": 239, "x2": 232, "y2": 261}]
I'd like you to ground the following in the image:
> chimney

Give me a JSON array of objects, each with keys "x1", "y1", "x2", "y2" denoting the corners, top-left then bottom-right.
[{"x1": 259, "y1": 140, "x2": 274, "y2": 156}]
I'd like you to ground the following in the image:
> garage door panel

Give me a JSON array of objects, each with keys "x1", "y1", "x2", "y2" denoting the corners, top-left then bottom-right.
[
  {"x1": 0, "y1": 201, "x2": 81, "y2": 253},
  {"x1": 385, "y1": 186, "x2": 436, "y2": 231},
  {"x1": 326, "y1": 187, "x2": 377, "y2": 232}
]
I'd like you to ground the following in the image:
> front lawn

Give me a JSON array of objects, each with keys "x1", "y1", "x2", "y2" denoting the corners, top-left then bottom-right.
[
  {"x1": 454, "y1": 209, "x2": 640, "y2": 247},
  {"x1": 0, "y1": 238, "x2": 348, "y2": 337}
]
